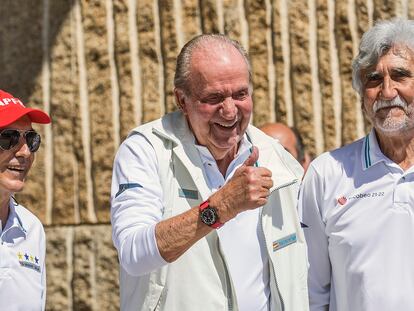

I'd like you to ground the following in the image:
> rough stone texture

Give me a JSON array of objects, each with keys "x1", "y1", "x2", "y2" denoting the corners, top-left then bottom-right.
[
  {"x1": 373, "y1": 0, "x2": 397, "y2": 21},
  {"x1": 2, "y1": 1, "x2": 413, "y2": 310},
  {"x1": 72, "y1": 225, "x2": 119, "y2": 310},
  {"x1": 114, "y1": 0, "x2": 137, "y2": 140},
  {"x1": 246, "y1": 0, "x2": 273, "y2": 126},
  {"x1": 223, "y1": 0, "x2": 244, "y2": 43},
  {"x1": 181, "y1": 0, "x2": 202, "y2": 43},
  {"x1": 355, "y1": 0, "x2": 370, "y2": 39},
  {"x1": 46, "y1": 227, "x2": 73, "y2": 310},
  {"x1": 335, "y1": 0, "x2": 359, "y2": 145},
  {"x1": 82, "y1": 0, "x2": 114, "y2": 223},
  {"x1": 316, "y1": 0, "x2": 336, "y2": 151},
  {"x1": 159, "y1": 0, "x2": 180, "y2": 113},
  {"x1": 46, "y1": 225, "x2": 119, "y2": 310},
  {"x1": 273, "y1": 0, "x2": 289, "y2": 124},
  {"x1": 288, "y1": 0, "x2": 316, "y2": 156},
  {"x1": 20, "y1": 81, "x2": 48, "y2": 222},
  {"x1": 200, "y1": 0, "x2": 221, "y2": 33},
  {"x1": 49, "y1": 0, "x2": 79, "y2": 225},
  {"x1": 137, "y1": 0, "x2": 164, "y2": 122},
  {"x1": 355, "y1": 0, "x2": 372, "y2": 135},
  {"x1": 0, "y1": 1, "x2": 44, "y2": 96},
  {"x1": 409, "y1": 1, "x2": 414, "y2": 19}
]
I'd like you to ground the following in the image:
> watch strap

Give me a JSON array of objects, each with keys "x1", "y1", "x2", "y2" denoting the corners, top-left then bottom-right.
[{"x1": 199, "y1": 200, "x2": 223, "y2": 229}]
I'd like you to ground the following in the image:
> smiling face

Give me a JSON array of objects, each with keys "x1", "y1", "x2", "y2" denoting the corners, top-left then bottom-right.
[
  {"x1": 362, "y1": 46, "x2": 414, "y2": 137},
  {"x1": 176, "y1": 44, "x2": 252, "y2": 160},
  {"x1": 0, "y1": 116, "x2": 35, "y2": 198}
]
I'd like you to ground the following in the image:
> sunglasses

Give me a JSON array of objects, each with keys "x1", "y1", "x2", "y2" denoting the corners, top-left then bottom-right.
[{"x1": 0, "y1": 129, "x2": 42, "y2": 152}]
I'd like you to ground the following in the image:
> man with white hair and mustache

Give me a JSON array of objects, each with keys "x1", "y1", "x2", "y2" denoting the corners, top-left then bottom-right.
[{"x1": 298, "y1": 19, "x2": 414, "y2": 311}]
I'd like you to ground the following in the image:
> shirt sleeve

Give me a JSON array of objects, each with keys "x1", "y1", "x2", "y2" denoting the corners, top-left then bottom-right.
[
  {"x1": 298, "y1": 163, "x2": 331, "y2": 311},
  {"x1": 111, "y1": 133, "x2": 168, "y2": 276}
]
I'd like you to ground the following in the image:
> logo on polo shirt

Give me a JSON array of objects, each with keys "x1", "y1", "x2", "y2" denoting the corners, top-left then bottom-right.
[
  {"x1": 337, "y1": 196, "x2": 347, "y2": 205},
  {"x1": 336, "y1": 191, "x2": 386, "y2": 206},
  {"x1": 17, "y1": 252, "x2": 41, "y2": 273}
]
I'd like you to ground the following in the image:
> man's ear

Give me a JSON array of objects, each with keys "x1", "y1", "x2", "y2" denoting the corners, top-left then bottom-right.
[{"x1": 174, "y1": 88, "x2": 188, "y2": 115}]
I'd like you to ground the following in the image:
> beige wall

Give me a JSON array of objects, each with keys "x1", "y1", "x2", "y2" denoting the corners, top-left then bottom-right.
[{"x1": 1, "y1": 0, "x2": 412, "y2": 309}]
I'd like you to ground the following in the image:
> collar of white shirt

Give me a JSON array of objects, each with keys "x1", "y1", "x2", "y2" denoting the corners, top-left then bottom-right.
[
  {"x1": 0, "y1": 198, "x2": 27, "y2": 243},
  {"x1": 195, "y1": 135, "x2": 253, "y2": 177},
  {"x1": 362, "y1": 129, "x2": 414, "y2": 174}
]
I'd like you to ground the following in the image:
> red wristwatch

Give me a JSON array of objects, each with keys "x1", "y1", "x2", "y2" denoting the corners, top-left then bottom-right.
[{"x1": 199, "y1": 200, "x2": 223, "y2": 229}]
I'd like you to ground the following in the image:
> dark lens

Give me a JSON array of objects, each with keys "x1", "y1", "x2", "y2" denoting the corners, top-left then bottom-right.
[
  {"x1": 25, "y1": 131, "x2": 41, "y2": 152},
  {"x1": 0, "y1": 129, "x2": 20, "y2": 150}
]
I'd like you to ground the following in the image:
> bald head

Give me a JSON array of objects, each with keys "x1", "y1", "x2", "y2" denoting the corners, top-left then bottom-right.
[
  {"x1": 260, "y1": 122, "x2": 311, "y2": 172},
  {"x1": 174, "y1": 34, "x2": 252, "y2": 96},
  {"x1": 260, "y1": 123, "x2": 298, "y2": 159}
]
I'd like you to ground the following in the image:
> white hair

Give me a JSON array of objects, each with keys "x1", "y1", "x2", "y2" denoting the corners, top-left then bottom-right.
[{"x1": 352, "y1": 18, "x2": 414, "y2": 94}]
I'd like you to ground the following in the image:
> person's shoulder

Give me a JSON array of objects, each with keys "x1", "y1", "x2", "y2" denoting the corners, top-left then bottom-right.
[
  {"x1": 13, "y1": 201, "x2": 45, "y2": 235},
  {"x1": 310, "y1": 137, "x2": 365, "y2": 176}
]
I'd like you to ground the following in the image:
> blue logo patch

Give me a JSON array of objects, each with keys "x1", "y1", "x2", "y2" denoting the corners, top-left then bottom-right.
[
  {"x1": 116, "y1": 183, "x2": 143, "y2": 198},
  {"x1": 273, "y1": 233, "x2": 297, "y2": 252},
  {"x1": 178, "y1": 188, "x2": 199, "y2": 200},
  {"x1": 17, "y1": 252, "x2": 41, "y2": 273}
]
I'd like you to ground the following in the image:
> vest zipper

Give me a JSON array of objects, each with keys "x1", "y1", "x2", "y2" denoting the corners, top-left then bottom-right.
[
  {"x1": 259, "y1": 211, "x2": 284, "y2": 311},
  {"x1": 217, "y1": 237, "x2": 235, "y2": 311},
  {"x1": 273, "y1": 179, "x2": 298, "y2": 192},
  {"x1": 260, "y1": 178, "x2": 298, "y2": 311}
]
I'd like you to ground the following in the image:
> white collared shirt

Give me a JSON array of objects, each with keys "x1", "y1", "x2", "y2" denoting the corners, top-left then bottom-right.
[
  {"x1": 111, "y1": 133, "x2": 270, "y2": 310},
  {"x1": 0, "y1": 198, "x2": 46, "y2": 311},
  {"x1": 196, "y1": 138, "x2": 270, "y2": 311},
  {"x1": 299, "y1": 129, "x2": 414, "y2": 311}
]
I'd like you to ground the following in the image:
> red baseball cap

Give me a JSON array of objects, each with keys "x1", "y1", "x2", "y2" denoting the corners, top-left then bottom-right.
[{"x1": 0, "y1": 89, "x2": 51, "y2": 127}]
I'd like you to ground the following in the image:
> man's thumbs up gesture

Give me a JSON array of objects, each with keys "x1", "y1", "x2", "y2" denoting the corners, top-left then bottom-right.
[{"x1": 209, "y1": 146, "x2": 273, "y2": 224}]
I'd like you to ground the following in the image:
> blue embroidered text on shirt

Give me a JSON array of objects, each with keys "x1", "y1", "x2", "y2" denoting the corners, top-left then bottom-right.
[
  {"x1": 116, "y1": 183, "x2": 143, "y2": 198},
  {"x1": 178, "y1": 188, "x2": 199, "y2": 200},
  {"x1": 273, "y1": 233, "x2": 297, "y2": 251},
  {"x1": 17, "y1": 252, "x2": 41, "y2": 273}
]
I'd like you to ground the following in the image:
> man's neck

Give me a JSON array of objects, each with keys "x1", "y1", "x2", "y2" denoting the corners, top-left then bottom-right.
[
  {"x1": 0, "y1": 194, "x2": 10, "y2": 230},
  {"x1": 376, "y1": 129, "x2": 414, "y2": 171},
  {"x1": 212, "y1": 146, "x2": 239, "y2": 177}
]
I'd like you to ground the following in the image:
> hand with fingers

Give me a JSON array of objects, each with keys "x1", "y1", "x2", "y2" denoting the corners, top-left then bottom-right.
[{"x1": 209, "y1": 146, "x2": 273, "y2": 223}]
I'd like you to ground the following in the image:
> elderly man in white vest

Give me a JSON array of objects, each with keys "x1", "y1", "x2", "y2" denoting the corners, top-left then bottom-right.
[{"x1": 111, "y1": 34, "x2": 309, "y2": 311}]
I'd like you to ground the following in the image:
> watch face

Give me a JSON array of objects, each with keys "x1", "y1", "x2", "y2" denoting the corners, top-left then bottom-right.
[{"x1": 201, "y1": 207, "x2": 218, "y2": 226}]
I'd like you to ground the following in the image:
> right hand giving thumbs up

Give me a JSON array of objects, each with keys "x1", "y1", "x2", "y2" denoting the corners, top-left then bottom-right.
[{"x1": 208, "y1": 146, "x2": 273, "y2": 224}]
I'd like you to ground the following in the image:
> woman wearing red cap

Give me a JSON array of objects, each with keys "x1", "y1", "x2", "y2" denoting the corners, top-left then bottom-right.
[{"x1": 0, "y1": 89, "x2": 51, "y2": 310}]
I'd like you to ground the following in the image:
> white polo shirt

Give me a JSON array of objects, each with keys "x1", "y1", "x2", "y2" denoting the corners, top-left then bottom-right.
[
  {"x1": 299, "y1": 129, "x2": 414, "y2": 311},
  {"x1": 0, "y1": 198, "x2": 46, "y2": 311}
]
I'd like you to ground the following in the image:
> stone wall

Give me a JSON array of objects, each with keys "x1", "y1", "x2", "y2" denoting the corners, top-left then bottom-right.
[{"x1": 0, "y1": 0, "x2": 412, "y2": 309}]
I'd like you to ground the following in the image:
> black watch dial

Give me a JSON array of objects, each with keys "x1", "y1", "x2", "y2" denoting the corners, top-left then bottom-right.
[{"x1": 200, "y1": 207, "x2": 218, "y2": 226}]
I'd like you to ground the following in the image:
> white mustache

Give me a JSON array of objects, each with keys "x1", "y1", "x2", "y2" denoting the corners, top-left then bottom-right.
[{"x1": 373, "y1": 96, "x2": 408, "y2": 113}]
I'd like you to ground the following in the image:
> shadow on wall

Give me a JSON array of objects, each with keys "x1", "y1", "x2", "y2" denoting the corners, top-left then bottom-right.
[{"x1": 0, "y1": 0, "x2": 73, "y2": 100}]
